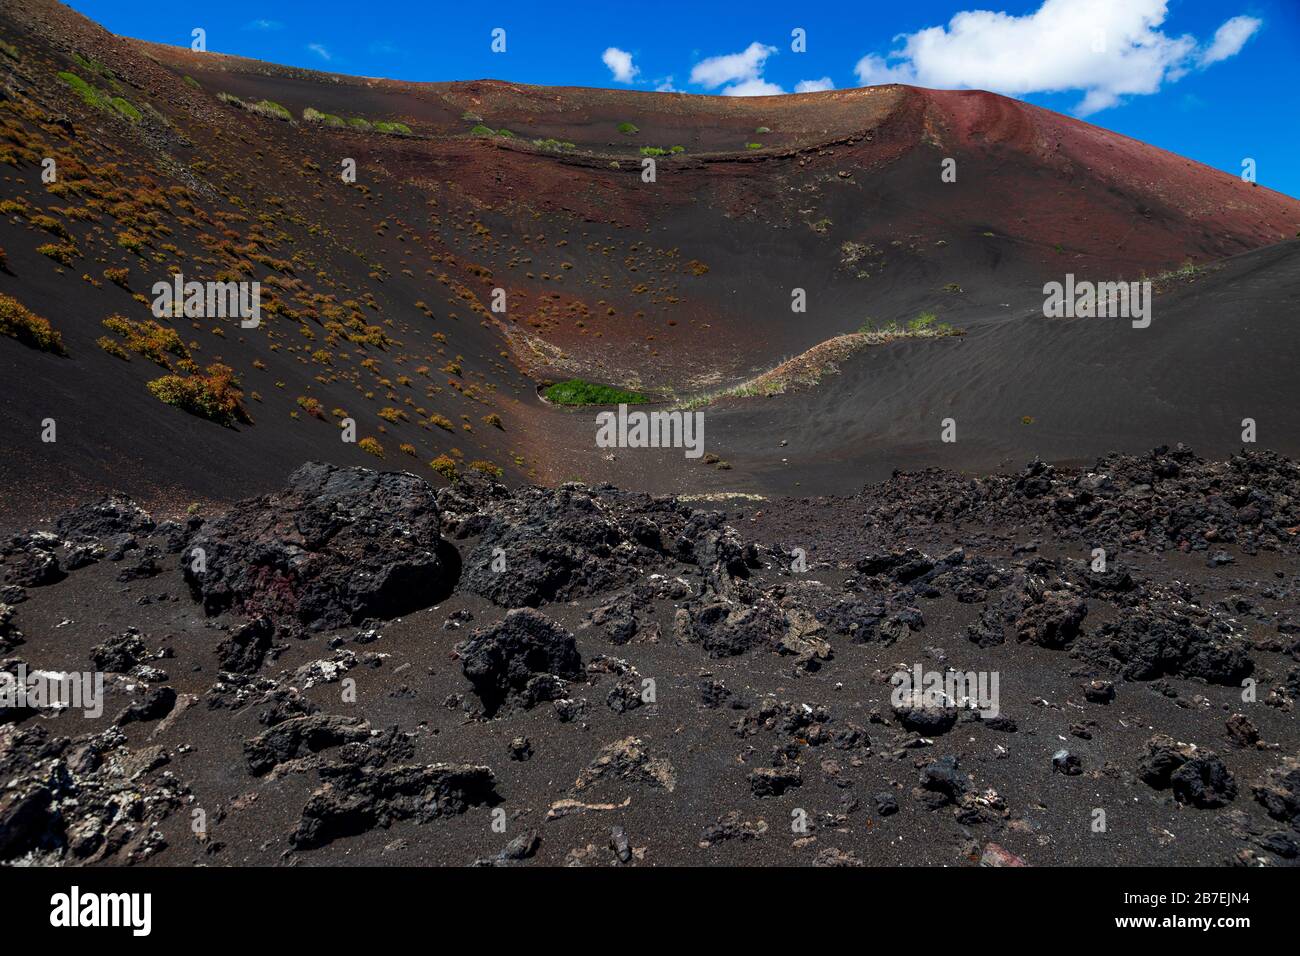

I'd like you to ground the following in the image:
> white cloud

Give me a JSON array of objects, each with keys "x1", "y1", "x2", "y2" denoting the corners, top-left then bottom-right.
[
  {"x1": 1198, "y1": 15, "x2": 1261, "y2": 66},
  {"x1": 242, "y1": 19, "x2": 282, "y2": 31},
  {"x1": 654, "y1": 76, "x2": 680, "y2": 93},
  {"x1": 723, "y1": 78, "x2": 785, "y2": 97},
  {"x1": 307, "y1": 43, "x2": 332, "y2": 61},
  {"x1": 852, "y1": 0, "x2": 1263, "y2": 115},
  {"x1": 602, "y1": 47, "x2": 639, "y2": 84},
  {"x1": 795, "y1": 77, "x2": 835, "y2": 93},
  {"x1": 690, "y1": 42, "x2": 780, "y2": 95}
]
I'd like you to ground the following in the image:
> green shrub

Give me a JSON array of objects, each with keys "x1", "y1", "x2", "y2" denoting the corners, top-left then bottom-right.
[
  {"x1": 101, "y1": 315, "x2": 187, "y2": 365},
  {"x1": 183, "y1": 75, "x2": 201, "y2": 89},
  {"x1": 640, "y1": 146, "x2": 666, "y2": 157},
  {"x1": 347, "y1": 117, "x2": 372, "y2": 131},
  {"x1": 116, "y1": 231, "x2": 145, "y2": 253},
  {"x1": 147, "y1": 363, "x2": 249, "y2": 425},
  {"x1": 303, "y1": 107, "x2": 346, "y2": 127},
  {"x1": 249, "y1": 100, "x2": 291, "y2": 121},
  {"x1": 37, "y1": 242, "x2": 77, "y2": 267},
  {"x1": 97, "y1": 336, "x2": 129, "y2": 359},
  {"x1": 31, "y1": 215, "x2": 71, "y2": 240},
  {"x1": 108, "y1": 96, "x2": 140, "y2": 121},
  {"x1": 617, "y1": 122, "x2": 639, "y2": 135},
  {"x1": 429, "y1": 455, "x2": 458, "y2": 480},
  {"x1": 374, "y1": 120, "x2": 412, "y2": 135},
  {"x1": 745, "y1": 142, "x2": 762, "y2": 150},
  {"x1": 58, "y1": 71, "x2": 105, "y2": 109},
  {"x1": 470, "y1": 124, "x2": 495, "y2": 136}
]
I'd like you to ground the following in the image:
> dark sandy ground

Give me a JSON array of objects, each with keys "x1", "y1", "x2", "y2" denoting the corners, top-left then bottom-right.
[{"x1": 2, "y1": 452, "x2": 1299, "y2": 867}]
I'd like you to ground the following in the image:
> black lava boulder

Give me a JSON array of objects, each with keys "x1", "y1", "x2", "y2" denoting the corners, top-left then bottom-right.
[{"x1": 183, "y1": 462, "x2": 448, "y2": 629}]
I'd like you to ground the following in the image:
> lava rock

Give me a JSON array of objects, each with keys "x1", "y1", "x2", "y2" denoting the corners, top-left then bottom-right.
[
  {"x1": 184, "y1": 462, "x2": 447, "y2": 629},
  {"x1": 115, "y1": 687, "x2": 177, "y2": 726},
  {"x1": 892, "y1": 689, "x2": 958, "y2": 736},
  {"x1": 244, "y1": 714, "x2": 371, "y2": 775},
  {"x1": 1170, "y1": 755, "x2": 1237, "y2": 808},
  {"x1": 674, "y1": 600, "x2": 785, "y2": 657},
  {"x1": 1252, "y1": 756, "x2": 1300, "y2": 826},
  {"x1": 216, "y1": 615, "x2": 275, "y2": 674},
  {"x1": 291, "y1": 760, "x2": 496, "y2": 850},
  {"x1": 457, "y1": 609, "x2": 583, "y2": 717},
  {"x1": 90, "y1": 628, "x2": 150, "y2": 673},
  {"x1": 1052, "y1": 749, "x2": 1082, "y2": 775},
  {"x1": 55, "y1": 494, "x2": 154, "y2": 542},
  {"x1": 749, "y1": 766, "x2": 802, "y2": 797}
]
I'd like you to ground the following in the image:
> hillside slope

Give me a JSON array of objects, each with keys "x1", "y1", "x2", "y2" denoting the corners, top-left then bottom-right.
[{"x1": 1, "y1": 0, "x2": 1297, "y2": 515}]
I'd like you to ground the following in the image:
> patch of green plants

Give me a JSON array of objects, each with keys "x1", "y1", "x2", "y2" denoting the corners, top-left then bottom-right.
[
  {"x1": 617, "y1": 122, "x2": 639, "y2": 135},
  {"x1": 182, "y1": 75, "x2": 201, "y2": 89},
  {"x1": 303, "y1": 107, "x2": 345, "y2": 127},
  {"x1": 72, "y1": 52, "x2": 113, "y2": 79},
  {"x1": 1153, "y1": 260, "x2": 1205, "y2": 283},
  {"x1": 745, "y1": 142, "x2": 763, "y2": 150},
  {"x1": 248, "y1": 99, "x2": 292, "y2": 121},
  {"x1": 532, "y1": 138, "x2": 576, "y2": 151},
  {"x1": 640, "y1": 146, "x2": 666, "y2": 157},
  {"x1": 108, "y1": 96, "x2": 140, "y2": 121},
  {"x1": 373, "y1": 120, "x2": 412, "y2": 135},
  {"x1": 858, "y1": 312, "x2": 959, "y2": 337},
  {"x1": 908, "y1": 311, "x2": 938, "y2": 331},
  {"x1": 470, "y1": 124, "x2": 495, "y2": 136},
  {"x1": 58, "y1": 72, "x2": 105, "y2": 109},
  {"x1": 347, "y1": 117, "x2": 373, "y2": 131},
  {"x1": 544, "y1": 379, "x2": 650, "y2": 406}
]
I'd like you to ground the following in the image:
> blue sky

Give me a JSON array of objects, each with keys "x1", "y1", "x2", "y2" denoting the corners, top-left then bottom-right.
[{"x1": 67, "y1": 0, "x2": 1300, "y2": 197}]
